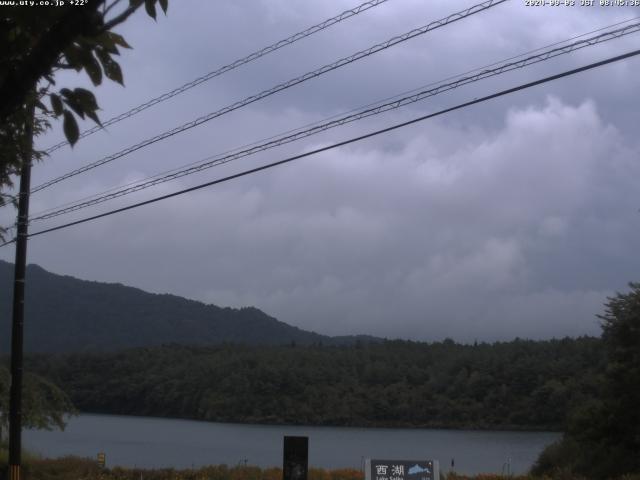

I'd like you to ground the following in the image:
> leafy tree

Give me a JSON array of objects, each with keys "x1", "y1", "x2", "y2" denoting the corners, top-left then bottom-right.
[
  {"x1": 0, "y1": 365, "x2": 76, "y2": 442},
  {"x1": 533, "y1": 283, "x2": 640, "y2": 479},
  {"x1": 0, "y1": 0, "x2": 169, "y2": 442},
  {"x1": 0, "y1": 0, "x2": 169, "y2": 236}
]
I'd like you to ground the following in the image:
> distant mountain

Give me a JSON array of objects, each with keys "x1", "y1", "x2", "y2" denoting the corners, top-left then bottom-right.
[{"x1": 0, "y1": 260, "x2": 379, "y2": 353}]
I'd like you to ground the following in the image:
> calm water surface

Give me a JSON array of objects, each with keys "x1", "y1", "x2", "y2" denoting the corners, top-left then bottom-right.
[{"x1": 24, "y1": 414, "x2": 559, "y2": 475}]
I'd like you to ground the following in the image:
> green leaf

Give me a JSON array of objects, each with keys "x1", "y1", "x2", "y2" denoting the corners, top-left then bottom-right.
[
  {"x1": 94, "y1": 47, "x2": 111, "y2": 65},
  {"x1": 85, "y1": 110, "x2": 102, "y2": 126},
  {"x1": 99, "y1": 55, "x2": 124, "y2": 85},
  {"x1": 60, "y1": 89, "x2": 85, "y2": 119},
  {"x1": 50, "y1": 94, "x2": 63, "y2": 116},
  {"x1": 145, "y1": 0, "x2": 157, "y2": 20},
  {"x1": 63, "y1": 110, "x2": 79, "y2": 146},
  {"x1": 107, "y1": 32, "x2": 131, "y2": 49},
  {"x1": 82, "y1": 52, "x2": 103, "y2": 86},
  {"x1": 63, "y1": 45, "x2": 84, "y2": 72},
  {"x1": 94, "y1": 33, "x2": 119, "y2": 55},
  {"x1": 72, "y1": 88, "x2": 98, "y2": 110},
  {"x1": 158, "y1": 0, "x2": 168, "y2": 14},
  {"x1": 73, "y1": 88, "x2": 101, "y2": 126}
]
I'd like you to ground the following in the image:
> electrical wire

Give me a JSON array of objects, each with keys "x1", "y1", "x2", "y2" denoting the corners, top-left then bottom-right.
[
  {"x1": 27, "y1": 14, "x2": 640, "y2": 217},
  {"x1": 30, "y1": 0, "x2": 508, "y2": 194},
  {"x1": 27, "y1": 20, "x2": 640, "y2": 223},
  {"x1": 9, "y1": 13, "x2": 638, "y2": 215},
  {"x1": 43, "y1": 0, "x2": 393, "y2": 154},
  {"x1": 3, "y1": 47, "x2": 634, "y2": 245}
]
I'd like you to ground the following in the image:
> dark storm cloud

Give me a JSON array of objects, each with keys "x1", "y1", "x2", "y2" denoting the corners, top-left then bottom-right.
[{"x1": 2, "y1": 0, "x2": 639, "y2": 341}]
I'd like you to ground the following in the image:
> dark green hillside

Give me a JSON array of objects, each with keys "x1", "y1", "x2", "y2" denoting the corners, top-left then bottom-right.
[
  {"x1": 0, "y1": 260, "x2": 374, "y2": 353},
  {"x1": 25, "y1": 337, "x2": 603, "y2": 430}
]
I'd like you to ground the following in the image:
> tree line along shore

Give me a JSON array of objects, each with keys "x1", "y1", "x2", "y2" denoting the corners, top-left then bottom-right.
[{"x1": 22, "y1": 337, "x2": 601, "y2": 431}]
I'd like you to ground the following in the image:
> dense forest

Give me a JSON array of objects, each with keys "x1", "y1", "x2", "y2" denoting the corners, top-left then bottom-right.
[{"x1": 22, "y1": 337, "x2": 602, "y2": 431}]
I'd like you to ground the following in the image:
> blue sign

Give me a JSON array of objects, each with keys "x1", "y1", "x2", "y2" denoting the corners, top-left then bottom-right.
[{"x1": 366, "y1": 459, "x2": 438, "y2": 480}]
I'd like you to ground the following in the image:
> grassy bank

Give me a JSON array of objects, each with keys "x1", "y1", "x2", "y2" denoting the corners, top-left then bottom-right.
[{"x1": 2, "y1": 456, "x2": 640, "y2": 480}]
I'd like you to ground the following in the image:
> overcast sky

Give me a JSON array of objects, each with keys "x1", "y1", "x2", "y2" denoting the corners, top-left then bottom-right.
[{"x1": 2, "y1": 0, "x2": 639, "y2": 342}]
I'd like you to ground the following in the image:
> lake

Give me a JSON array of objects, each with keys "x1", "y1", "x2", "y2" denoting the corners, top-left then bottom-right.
[{"x1": 24, "y1": 414, "x2": 559, "y2": 475}]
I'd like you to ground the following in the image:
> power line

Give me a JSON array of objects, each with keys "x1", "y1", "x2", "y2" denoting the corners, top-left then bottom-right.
[
  {"x1": 30, "y1": 0, "x2": 507, "y2": 194},
  {"x1": 10, "y1": 48, "x2": 638, "y2": 244},
  {"x1": 28, "y1": 20, "x2": 640, "y2": 223},
  {"x1": 27, "y1": 15, "x2": 640, "y2": 218},
  {"x1": 0, "y1": 0, "x2": 393, "y2": 209},
  {"x1": 42, "y1": 0, "x2": 392, "y2": 154},
  {"x1": 15, "y1": 13, "x2": 640, "y2": 217}
]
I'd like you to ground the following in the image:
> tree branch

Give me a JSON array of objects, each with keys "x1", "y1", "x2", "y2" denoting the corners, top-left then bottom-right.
[
  {"x1": 101, "y1": 3, "x2": 141, "y2": 33},
  {"x1": 103, "y1": 0, "x2": 125, "y2": 17},
  {"x1": 53, "y1": 62, "x2": 74, "y2": 69}
]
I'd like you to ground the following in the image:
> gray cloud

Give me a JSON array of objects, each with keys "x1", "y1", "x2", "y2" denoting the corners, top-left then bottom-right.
[{"x1": 2, "y1": 0, "x2": 639, "y2": 342}]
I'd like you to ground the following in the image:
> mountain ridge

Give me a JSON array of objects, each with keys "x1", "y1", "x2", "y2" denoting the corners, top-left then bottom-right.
[{"x1": 0, "y1": 260, "x2": 379, "y2": 353}]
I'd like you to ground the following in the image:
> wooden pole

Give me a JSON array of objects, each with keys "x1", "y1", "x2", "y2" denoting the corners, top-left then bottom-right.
[{"x1": 8, "y1": 103, "x2": 34, "y2": 480}]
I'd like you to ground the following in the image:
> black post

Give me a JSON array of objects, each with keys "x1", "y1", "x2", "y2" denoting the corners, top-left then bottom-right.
[
  {"x1": 283, "y1": 436, "x2": 308, "y2": 480},
  {"x1": 8, "y1": 106, "x2": 34, "y2": 480}
]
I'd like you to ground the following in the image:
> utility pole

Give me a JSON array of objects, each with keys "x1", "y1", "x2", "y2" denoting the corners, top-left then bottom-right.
[{"x1": 8, "y1": 103, "x2": 34, "y2": 480}]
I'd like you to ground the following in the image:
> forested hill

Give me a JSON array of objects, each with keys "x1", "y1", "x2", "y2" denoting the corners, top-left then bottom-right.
[
  {"x1": 0, "y1": 260, "x2": 376, "y2": 353},
  {"x1": 25, "y1": 337, "x2": 603, "y2": 431}
]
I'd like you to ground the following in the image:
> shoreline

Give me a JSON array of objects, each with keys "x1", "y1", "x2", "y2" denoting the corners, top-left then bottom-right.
[{"x1": 72, "y1": 411, "x2": 562, "y2": 434}]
